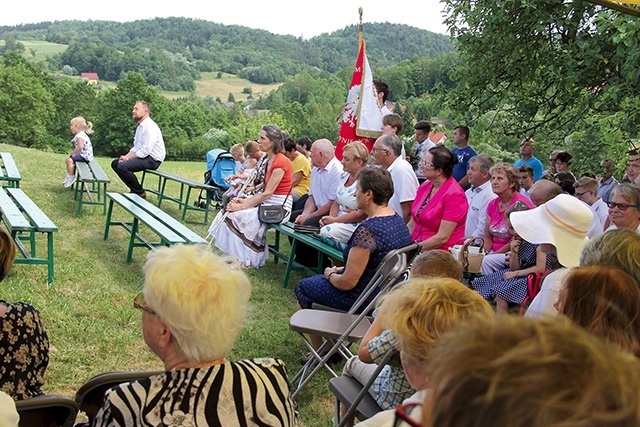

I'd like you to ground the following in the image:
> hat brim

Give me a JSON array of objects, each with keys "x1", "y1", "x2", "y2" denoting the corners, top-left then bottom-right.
[{"x1": 510, "y1": 207, "x2": 588, "y2": 268}]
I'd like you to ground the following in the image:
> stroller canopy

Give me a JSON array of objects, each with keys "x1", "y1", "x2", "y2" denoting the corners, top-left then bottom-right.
[{"x1": 206, "y1": 148, "x2": 236, "y2": 189}]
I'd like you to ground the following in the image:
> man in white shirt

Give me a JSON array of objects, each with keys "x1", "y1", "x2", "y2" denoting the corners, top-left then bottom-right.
[
  {"x1": 111, "y1": 101, "x2": 166, "y2": 198},
  {"x1": 574, "y1": 177, "x2": 609, "y2": 227},
  {"x1": 465, "y1": 155, "x2": 497, "y2": 239},
  {"x1": 411, "y1": 120, "x2": 436, "y2": 181},
  {"x1": 372, "y1": 134, "x2": 418, "y2": 223},
  {"x1": 292, "y1": 138, "x2": 344, "y2": 266},
  {"x1": 293, "y1": 139, "x2": 343, "y2": 227}
]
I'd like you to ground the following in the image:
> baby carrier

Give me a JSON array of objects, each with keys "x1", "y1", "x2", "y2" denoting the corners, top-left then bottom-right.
[{"x1": 196, "y1": 148, "x2": 236, "y2": 209}]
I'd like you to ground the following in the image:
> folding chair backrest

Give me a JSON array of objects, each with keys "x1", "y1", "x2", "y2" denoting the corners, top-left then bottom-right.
[
  {"x1": 74, "y1": 370, "x2": 164, "y2": 423},
  {"x1": 15, "y1": 395, "x2": 78, "y2": 427},
  {"x1": 346, "y1": 243, "x2": 422, "y2": 316}
]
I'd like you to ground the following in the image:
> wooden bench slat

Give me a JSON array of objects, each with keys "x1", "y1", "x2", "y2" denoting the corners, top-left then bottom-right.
[
  {"x1": 88, "y1": 159, "x2": 110, "y2": 182},
  {"x1": 0, "y1": 189, "x2": 31, "y2": 231},
  {"x1": 76, "y1": 162, "x2": 96, "y2": 182},
  {"x1": 144, "y1": 169, "x2": 215, "y2": 190},
  {"x1": 271, "y1": 223, "x2": 344, "y2": 260},
  {"x1": 0, "y1": 152, "x2": 22, "y2": 179},
  {"x1": 122, "y1": 194, "x2": 206, "y2": 244},
  {"x1": 7, "y1": 189, "x2": 58, "y2": 232},
  {"x1": 106, "y1": 193, "x2": 186, "y2": 244}
]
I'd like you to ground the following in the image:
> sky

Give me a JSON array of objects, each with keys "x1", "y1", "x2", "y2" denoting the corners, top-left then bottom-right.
[{"x1": 0, "y1": 0, "x2": 450, "y2": 39}]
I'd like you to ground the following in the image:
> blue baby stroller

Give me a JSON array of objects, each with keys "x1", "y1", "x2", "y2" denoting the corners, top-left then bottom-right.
[{"x1": 196, "y1": 148, "x2": 236, "y2": 209}]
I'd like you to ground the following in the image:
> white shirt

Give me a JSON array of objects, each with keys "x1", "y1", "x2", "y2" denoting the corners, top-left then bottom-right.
[
  {"x1": 309, "y1": 156, "x2": 343, "y2": 208},
  {"x1": 524, "y1": 268, "x2": 568, "y2": 319},
  {"x1": 357, "y1": 389, "x2": 427, "y2": 427},
  {"x1": 590, "y1": 198, "x2": 609, "y2": 227},
  {"x1": 386, "y1": 157, "x2": 418, "y2": 219},
  {"x1": 0, "y1": 391, "x2": 19, "y2": 427},
  {"x1": 133, "y1": 117, "x2": 166, "y2": 162},
  {"x1": 465, "y1": 180, "x2": 497, "y2": 239}
]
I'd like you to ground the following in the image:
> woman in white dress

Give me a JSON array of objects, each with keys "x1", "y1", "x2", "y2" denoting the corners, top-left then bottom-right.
[{"x1": 209, "y1": 124, "x2": 293, "y2": 268}]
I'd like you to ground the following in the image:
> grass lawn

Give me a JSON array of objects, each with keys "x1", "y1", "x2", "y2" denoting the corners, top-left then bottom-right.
[{"x1": 0, "y1": 143, "x2": 333, "y2": 426}]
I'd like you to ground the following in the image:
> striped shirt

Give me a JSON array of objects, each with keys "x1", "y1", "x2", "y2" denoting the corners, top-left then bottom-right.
[{"x1": 92, "y1": 358, "x2": 298, "y2": 427}]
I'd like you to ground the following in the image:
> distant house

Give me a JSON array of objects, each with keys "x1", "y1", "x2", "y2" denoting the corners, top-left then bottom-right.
[{"x1": 81, "y1": 73, "x2": 99, "y2": 85}]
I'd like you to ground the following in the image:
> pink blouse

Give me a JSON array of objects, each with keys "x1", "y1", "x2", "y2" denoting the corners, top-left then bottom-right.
[
  {"x1": 486, "y1": 192, "x2": 535, "y2": 251},
  {"x1": 410, "y1": 177, "x2": 468, "y2": 250}
]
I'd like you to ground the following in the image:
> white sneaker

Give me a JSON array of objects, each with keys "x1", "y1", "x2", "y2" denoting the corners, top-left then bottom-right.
[{"x1": 63, "y1": 176, "x2": 76, "y2": 188}]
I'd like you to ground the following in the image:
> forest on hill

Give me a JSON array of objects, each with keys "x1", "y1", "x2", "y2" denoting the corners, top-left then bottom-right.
[
  {"x1": 0, "y1": 1, "x2": 638, "y2": 179},
  {"x1": 0, "y1": 18, "x2": 453, "y2": 90}
]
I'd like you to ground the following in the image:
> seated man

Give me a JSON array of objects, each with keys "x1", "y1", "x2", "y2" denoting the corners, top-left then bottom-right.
[
  {"x1": 574, "y1": 176, "x2": 608, "y2": 226},
  {"x1": 465, "y1": 155, "x2": 496, "y2": 240},
  {"x1": 111, "y1": 101, "x2": 166, "y2": 198},
  {"x1": 518, "y1": 165, "x2": 534, "y2": 199},
  {"x1": 292, "y1": 139, "x2": 343, "y2": 265},
  {"x1": 371, "y1": 133, "x2": 418, "y2": 223}
]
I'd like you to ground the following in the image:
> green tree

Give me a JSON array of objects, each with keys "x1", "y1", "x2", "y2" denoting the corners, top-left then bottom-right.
[
  {"x1": 0, "y1": 53, "x2": 54, "y2": 147},
  {"x1": 95, "y1": 72, "x2": 169, "y2": 156},
  {"x1": 443, "y1": 0, "x2": 640, "y2": 163}
]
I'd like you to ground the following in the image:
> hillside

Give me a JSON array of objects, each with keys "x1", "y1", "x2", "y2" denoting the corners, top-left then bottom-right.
[{"x1": 0, "y1": 18, "x2": 454, "y2": 90}]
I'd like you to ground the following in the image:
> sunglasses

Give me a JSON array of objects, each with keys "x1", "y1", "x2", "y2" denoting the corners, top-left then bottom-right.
[
  {"x1": 394, "y1": 402, "x2": 423, "y2": 427},
  {"x1": 607, "y1": 201, "x2": 640, "y2": 211},
  {"x1": 133, "y1": 291, "x2": 156, "y2": 315}
]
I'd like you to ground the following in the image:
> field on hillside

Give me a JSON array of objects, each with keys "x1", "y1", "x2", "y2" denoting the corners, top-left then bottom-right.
[
  {"x1": 0, "y1": 40, "x2": 281, "y2": 100},
  {"x1": 0, "y1": 40, "x2": 67, "y2": 61},
  {"x1": 165, "y1": 72, "x2": 281, "y2": 101},
  {"x1": 0, "y1": 144, "x2": 331, "y2": 426}
]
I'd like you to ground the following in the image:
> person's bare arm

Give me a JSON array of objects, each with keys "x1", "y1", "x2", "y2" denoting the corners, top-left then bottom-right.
[{"x1": 324, "y1": 246, "x2": 370, "y2": 291}]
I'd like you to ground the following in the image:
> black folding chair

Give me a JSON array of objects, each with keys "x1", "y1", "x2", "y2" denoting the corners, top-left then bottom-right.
[
  {"x1": 15, "y1": 394, "x2": 79, "y2": 427},
  {"x1": 73, "y1": 370, "x2": 164, "y2": 426}
]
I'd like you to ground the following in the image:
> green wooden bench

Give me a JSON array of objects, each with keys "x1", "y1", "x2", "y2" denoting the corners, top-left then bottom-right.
[
  {"x1": 104, "y1": 192, "x2": 207, "y2": 263},
  {"x1": 140, "y1": 169, "x2": 217, "y2": 224},
  {"x1": 269, "y1": 222, "x2": 345, "y2": 288},
  {"x1": 0, "y1": 188, "x2": 58, "y2": 283},
  {"x1": 73, "y1": 159, "x2": 110, "y2": 215},
  {"x1": 0, "y1": 152, "x2": 22, "y2": 188}
]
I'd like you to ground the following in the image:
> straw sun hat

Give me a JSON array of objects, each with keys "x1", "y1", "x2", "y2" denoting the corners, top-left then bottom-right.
[{"x1": 510, "y1": 194, "x2": 593, "y2": 268}]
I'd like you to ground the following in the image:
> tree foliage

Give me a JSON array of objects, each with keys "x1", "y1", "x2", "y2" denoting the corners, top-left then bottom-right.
[{"x1": 443, "y1": 0, "x2": 640, "y2": 171}]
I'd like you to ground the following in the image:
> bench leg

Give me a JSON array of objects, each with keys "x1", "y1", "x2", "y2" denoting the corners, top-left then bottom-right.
[
  {"x1": 157, "y1": 177, "x2": 167, "y2": 208},
  {"x1": 273, "y1": 229, "x2": 280, "y2": 264},
  {"x1": 104, "y1": 200, "x2": 115, "y2": 240},
  {"x1": 283, "y1": 239, "x2": 298, "y2": 288},
  {"x1": 47, "y1": 232, "x2": 54, "y2": 284},
  {"x1": 127, "y1": 218, "x2": 139, "y2": 264},
  {"x1": 181, "y1": 186, "x2": 191, "y2": 222}
]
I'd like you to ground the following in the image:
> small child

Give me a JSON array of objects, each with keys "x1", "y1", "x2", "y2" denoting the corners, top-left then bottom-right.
[
  {"x1": 229, "y1": 143, "x2": 246, "y2": 174},
  {"x1": 472, "y1": 202, "x2": 553, "y2": 314},
  {"x1": 63, "y1": 116, "x2": 94, "y2": 188},
  {"x1": 225, "y1": 157, "x2": 257, "y2": 198}
]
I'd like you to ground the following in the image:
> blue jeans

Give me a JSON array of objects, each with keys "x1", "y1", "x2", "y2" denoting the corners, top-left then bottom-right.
[{"x1": 111, "y1": 156, "x2": 161, "y2": 195}]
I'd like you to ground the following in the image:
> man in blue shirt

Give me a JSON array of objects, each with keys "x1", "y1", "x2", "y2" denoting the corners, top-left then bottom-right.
[
  {"x1": 514, "y1": 137, "x2": 544, "y2": 182},
  {"x1": 451, "y1": 125, "x2": 477, "y2": 191}
]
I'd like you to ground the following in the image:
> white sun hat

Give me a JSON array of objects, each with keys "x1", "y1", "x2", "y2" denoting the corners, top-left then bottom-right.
[{"x1": 510, "y1": 194, "x2": 593, "y2": 268}]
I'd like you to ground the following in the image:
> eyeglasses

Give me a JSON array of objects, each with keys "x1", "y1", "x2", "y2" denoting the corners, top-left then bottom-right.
[
  {"x1": 607, "y1": 201, "x2": 640, "y2": 211},
  {"x1": 419, "y1": 161, "x2": 434, "y2": 168},
  {"x1": 394, "y1": 402, "x2": 423, "y2": 427},
  {"x1": 133, "y1": 291, "x2": 156, "y2": 315},
  {"x1": 372, "y1": 147, "x2": 388, "y2": 153},
  {"x1": 574, "y1": 190, "x2": 590, "y2": 198}
]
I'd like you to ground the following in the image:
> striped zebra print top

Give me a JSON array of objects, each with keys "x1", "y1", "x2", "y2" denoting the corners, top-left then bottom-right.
[{"x1": 92, "y1": 358, "x2": 298, "y2": 426}]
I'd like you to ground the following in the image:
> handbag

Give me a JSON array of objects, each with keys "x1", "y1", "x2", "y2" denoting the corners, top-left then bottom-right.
[
  {"x1": 449, "y1": 237, "x2": 486, "y2": 274},
  {"x1": 258, "y1": 204, "x2": 285, "y2": 224},
  {"x1": 257, "y1": 184, "x2": 291, "y2": 224}
]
